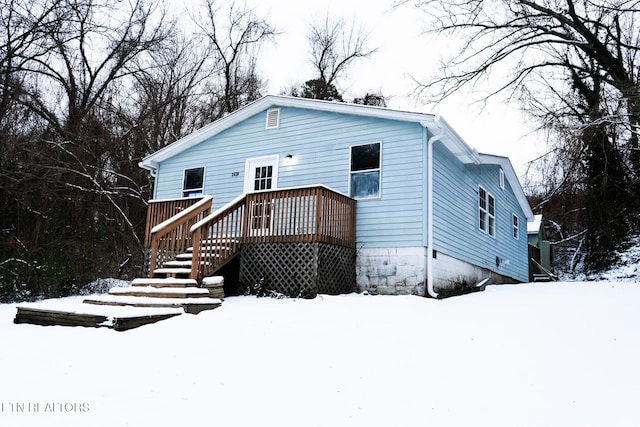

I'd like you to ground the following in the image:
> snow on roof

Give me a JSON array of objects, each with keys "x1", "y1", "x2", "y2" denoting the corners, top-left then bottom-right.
[{"x1": 528, "y1": 214, "x2": 543, "y2": 234}]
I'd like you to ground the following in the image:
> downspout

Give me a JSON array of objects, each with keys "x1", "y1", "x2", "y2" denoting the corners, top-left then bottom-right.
[
  {"x1": 422, "y1": 116, "x2": 445, "y2": 298},
  {"x1": 150, "y1": 164, "x2": 158, "y2": 200}
]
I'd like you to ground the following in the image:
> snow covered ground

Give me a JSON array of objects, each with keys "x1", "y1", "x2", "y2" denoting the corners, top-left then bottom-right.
[{"x1": 1, "y1": 280, "x2": 639, "y2": 427}]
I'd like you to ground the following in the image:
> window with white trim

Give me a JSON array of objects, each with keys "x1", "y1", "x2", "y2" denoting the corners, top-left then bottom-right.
[
  {"x1": 478, "y1": 186, "x2": 495, "y2": 237},
  {"x1": 350, "y1": 142, "x2": 381, "y2": 199},
  {"x1": 512, "y1": 214, "x2": 519, "y2": 239},
  {"x1": 183, "y1": 167, "x2": 205, "y2": 197},
  {"x1": 499, "y1": 169, "x2": 505, "y2": 189}
]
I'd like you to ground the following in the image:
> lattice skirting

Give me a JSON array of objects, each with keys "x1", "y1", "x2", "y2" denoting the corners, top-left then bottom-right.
[{"x1": 239, "y1": 242, "x2": 356, "y2": 298}]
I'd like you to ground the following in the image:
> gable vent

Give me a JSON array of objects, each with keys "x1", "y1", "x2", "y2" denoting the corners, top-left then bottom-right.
[{"x1": 265, "y1": 108, "x2": 280, "y2": 129}]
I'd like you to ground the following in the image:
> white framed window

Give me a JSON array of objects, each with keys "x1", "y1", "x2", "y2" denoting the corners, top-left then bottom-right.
[
  {"x1": 183, "y1": 167, "x2": 205, "y2": 197},
  {"x1": 478, "y1": 186, "x2": 495, "y2": 237},
  {"x1": 499, "y1": 169, "x2": 505, "y2": 189},
  {"x1": 350, "y1": 142, "x2": 381, "y2": 199},
  {"x1": 265, "y1": 108, "x2": 280, "y2": 129},
  {"x1": 512, "y1": 214, "x2": 519, "y2": 239}
]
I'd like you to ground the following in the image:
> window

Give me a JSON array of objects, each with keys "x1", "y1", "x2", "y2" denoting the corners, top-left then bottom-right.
[
  {"x1": 499, "y1": 169, "x2": 505, "y2": 190},
  {"x1": 350, "y1": 142, "x2": 381, "y2": 199},
  {"x1": 265, "y1": 108, "x2": 280, "y2": 129},
  {"x1": 253, "y1": 165, "x2": 273, "y2": 191},
  {"x1": 183, "y1": 167, "x2": 205, "y2": 197},
  {"x1": 478, "y1": 186, "x2": 495, "y2": 237},
  {"x1": 512, "y1": 214, "x2": 519, "y2": 239}
]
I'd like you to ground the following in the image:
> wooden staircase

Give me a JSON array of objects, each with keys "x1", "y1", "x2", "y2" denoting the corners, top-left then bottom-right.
[
  {"x1": 85, "y1": 277, "x2": 223, "y2": 314},
  {"x1": 14, "y1": 276, "x2": 224, "y2": 331},
  {"x1": 150, "y1": 238, "x2": 238, "y2": 281}
]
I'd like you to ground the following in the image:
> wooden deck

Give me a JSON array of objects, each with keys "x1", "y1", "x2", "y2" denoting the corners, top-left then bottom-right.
[{"x1": 147, "y1": 186, "x2": 356, "y2": 283}]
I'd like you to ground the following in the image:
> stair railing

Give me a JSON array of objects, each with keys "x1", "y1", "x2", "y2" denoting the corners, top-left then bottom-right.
[
  {"x1": 190, "y1": 194, "x2": 246, "y2": 282},
  {"x1": 145, "y1": 196, "x2": 205, "y2": 247},
  {"x1": 148, "y1": 196, "x2": 213, "y2": 277}
]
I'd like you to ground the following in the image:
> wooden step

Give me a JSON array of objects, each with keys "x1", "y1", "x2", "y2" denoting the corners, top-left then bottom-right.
[
  {"x1": 187, "y1": 246, "x2": 228, "y2": 253},
  {"x1": 131, "y1": 278, "x2": 198, "y2": 288},
  {"x1": 83, "y1": 295, "x2": 222, "y2": 315},
  {"x1": 109, "y1": 286, "x2": 210, "y2": 298},
  {"x1": 162, "y1": 260, "x2": 211, "y2": 268},
  {"x1": 14, "y1": 305, "x2": 182, "y2": 331},
  {"x1": 176, "y1": 253, "x2": 222, "y2": 261},
  {"x1": 152, "y1": 267, "x2": 192, "y2": 278}
]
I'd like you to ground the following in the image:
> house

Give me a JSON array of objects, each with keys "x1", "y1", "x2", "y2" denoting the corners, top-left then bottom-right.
[
  {"x1": 139, "y1": 95, "x2": 534, "y2": 298},
  {"x1": 528, "y1": 214, "x2": 554, "y2": 281}
]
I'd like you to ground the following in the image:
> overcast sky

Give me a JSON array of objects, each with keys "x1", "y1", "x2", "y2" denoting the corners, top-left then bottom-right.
[{"x1": 193, "y1": 0, "x2": 548, "y2": 182}]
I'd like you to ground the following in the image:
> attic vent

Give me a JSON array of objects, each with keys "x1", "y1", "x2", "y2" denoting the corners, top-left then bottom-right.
[{"x1": 265, "y1": 108, "x2": 280, "y2": 129}]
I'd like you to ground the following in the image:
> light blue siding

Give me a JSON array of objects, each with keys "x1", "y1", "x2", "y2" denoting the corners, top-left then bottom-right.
[
  {"x1": 431, "y1": 141, "x2": 529, "y2": 282},
  {"x1": 154, "y1": 107, "x2": 426, "y2": 247}
]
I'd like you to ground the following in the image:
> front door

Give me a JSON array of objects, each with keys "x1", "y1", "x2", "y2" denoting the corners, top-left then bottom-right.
[
  {"x1": 244, "y1": 155, "x2": 279, "y2": 193},
  {"x1": 244, "y1": 155, "x2": 279, "y2": 233}
]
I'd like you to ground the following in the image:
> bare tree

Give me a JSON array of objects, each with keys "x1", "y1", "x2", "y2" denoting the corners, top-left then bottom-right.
[
  {"x1": 0, "y1": 0, "x2": 170, "y2": 301},
  {"x1": 193, "y1": 0, "x2": 276, "y2": 119},
  {"x1": 291, "y1": 15, "x2": 377, "y2": 101},
  {"x1": 402, "y1": 0, "x2": 640, "y2": 272},
  {"x1": 130, "y1": 32, "x2": 208, "y2": 153}
]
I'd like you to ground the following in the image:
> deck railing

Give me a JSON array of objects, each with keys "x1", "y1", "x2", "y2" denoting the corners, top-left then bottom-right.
[
  {"x1": 243, "y1": 186, "x2": 356, "y2": 246},
  {"x1": 189, "y1": 186, "x2": 356, "y2": 282},
  {"x1": 144, "y1": 196, "x2": 206, "y2": 247},
  {"x1": 147, "y1": 196, "x2": 212, "y2": 276}
]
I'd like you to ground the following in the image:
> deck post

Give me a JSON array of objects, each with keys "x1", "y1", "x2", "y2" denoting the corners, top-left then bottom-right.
[{"x1": 190, "y1": 227, "x2": 202, "y2": 281}]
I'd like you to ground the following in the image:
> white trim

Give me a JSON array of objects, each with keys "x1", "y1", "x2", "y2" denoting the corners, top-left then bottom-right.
[
  {"x1": 499, "y1": 168, "x2": 505, "y2": 190},
  {"x1": 512, "y1": 213, "x2": 520, "y2": 240},
  {"x1": 243, "y1": 155, "x2": 279, "y2": 193},
  {"x1": 478, "y1": 185, "x2": 496, "y2": 238},
  {"x1": 348, "y1": 141, "x2": 382, "y2": 200}
]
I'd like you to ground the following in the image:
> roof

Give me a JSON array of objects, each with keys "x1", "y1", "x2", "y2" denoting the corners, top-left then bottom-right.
[
  {"x1": 139, "y1": 95, "x2": 533, "y2": 221},
  {"x1": 477, "y1": 154, "x2": 535, "y2": 221},
  {"x1": 139, "y1": 95, "x2": 480, "y2": 169},
  {"x1": 527, "y1": 214, "x2": 543, "y2": 234}
]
